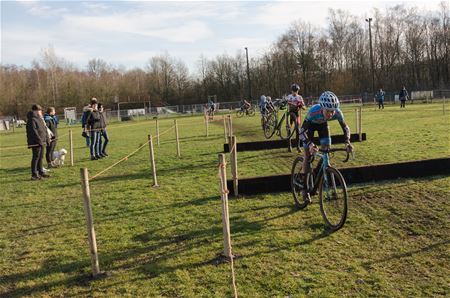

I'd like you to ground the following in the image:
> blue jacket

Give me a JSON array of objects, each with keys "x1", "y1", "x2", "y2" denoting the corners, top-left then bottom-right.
[{"x1": 376, "y1": 91, "x2": 385, "y2": 102}]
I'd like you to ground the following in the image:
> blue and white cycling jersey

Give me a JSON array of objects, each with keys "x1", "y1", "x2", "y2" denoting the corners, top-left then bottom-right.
[{"x1": 305, "y1": 104, "x2": 344, "y2": 124}]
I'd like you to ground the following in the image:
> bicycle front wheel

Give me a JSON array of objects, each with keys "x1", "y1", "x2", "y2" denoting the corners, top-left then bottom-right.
[
  {"x1": 291, "y1": 156, "x2": 309, "y2": 209},
  {"x1": 279, "y1": 113, "x2": 295, "y2": 140},
  {"x1": 248, "y1": 107, "x2": 256, "y2": 116},
  {"x1": 319, "y1": 167, "x2": 348, "y2": 231},
  {"x1": 263, "y1": 113, "x2": 277, "y2": 139},
  {"x1": 236, "y1": 110, "x2": 244, "y2": 118}
]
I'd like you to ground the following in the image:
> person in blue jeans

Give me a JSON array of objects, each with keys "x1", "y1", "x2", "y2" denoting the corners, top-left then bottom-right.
[
  {"x1": 86, "y1": 101, "x2": 102, "y2": 160},
  {"x1": 98, "y1": 103, "x2": 109, "y2": 157}
]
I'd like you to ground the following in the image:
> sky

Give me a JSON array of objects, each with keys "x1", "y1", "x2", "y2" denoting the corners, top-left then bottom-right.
[{"x1": 0, "y1": 0, "x2": 445, "y2": 72}]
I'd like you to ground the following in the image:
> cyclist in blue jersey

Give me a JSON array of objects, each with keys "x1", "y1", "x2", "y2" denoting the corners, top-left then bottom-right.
[{"x1": 298, "y1": 91, "x2": 353, "y2": 202}]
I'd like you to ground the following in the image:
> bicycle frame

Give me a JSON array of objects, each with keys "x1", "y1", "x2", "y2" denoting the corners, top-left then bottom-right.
[{"x1": 307, "y1": 152, "x2": 328, "y2": 196}]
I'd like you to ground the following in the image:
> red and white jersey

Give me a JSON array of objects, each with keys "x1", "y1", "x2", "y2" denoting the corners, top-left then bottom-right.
[{"x1": 287, "y1": 94, "x2": 305, "y2": 107}]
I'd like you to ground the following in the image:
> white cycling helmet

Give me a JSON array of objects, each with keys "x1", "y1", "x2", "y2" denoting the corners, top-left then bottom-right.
[{"x1": 319, "y1": 91, "x2": 340, "y2": 110}]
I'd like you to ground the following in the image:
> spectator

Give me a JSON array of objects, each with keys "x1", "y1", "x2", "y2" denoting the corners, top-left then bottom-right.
[
  {"x1": 376, "y1": 88, "x2": 385, "y2": 109},
  {"x1": 399, "y1": 86, "x2": 408, "y2": 108},
  {"x1": 98, "y1": 103, "x2": 109, "y2": 157},
  {"x1": 81, "y1": 98, "x2": 97, "y2": 147},
  {"x1": 44, "y1": 107, "x2": 59, "y2": 168},
  {"x1": 26, "y1": 104, "x2": 50, "y2": 180},
  {"x1": 86, "y1": 99, "x2": 102, "y2": 160}
]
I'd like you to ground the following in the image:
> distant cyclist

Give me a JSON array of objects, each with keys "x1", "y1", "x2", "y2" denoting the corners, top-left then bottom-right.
[
  {"x1": 298, "y1": 91, "x2": 353, "y2": 202},
  {"x1": 259, "y1": 95, "x2": 267, "y2": 115},
  {"x1": 207, "y1": 99, "x2": 216, "y2": 117},
  {"x1": 240, "y1": 98, "x2": 251, "y2": 113},
  {"x1": 287, "y1": 84, "x2": 306, "y2": 151}
]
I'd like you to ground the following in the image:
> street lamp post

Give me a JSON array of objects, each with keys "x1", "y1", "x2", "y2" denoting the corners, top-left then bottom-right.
[
  {"x1": 244, "y1": 47, "x2": 252, "y2": 100},
  {"x1": 366, "y1": 18, "x2": 375, "y2": 97}
]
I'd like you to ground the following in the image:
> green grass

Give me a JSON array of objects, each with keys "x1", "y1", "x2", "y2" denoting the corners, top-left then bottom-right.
[{"x1": 0, "y1": 101, "x2": 449, "y2": 297}]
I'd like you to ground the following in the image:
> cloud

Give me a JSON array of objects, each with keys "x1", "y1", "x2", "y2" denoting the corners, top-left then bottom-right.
[{"x1": 16, "y1": 0, "x2": 69, "y2": 17}]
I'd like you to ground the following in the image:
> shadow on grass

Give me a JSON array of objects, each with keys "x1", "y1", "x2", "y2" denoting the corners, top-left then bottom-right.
[{"x1": 361, "y1": 239, "x2": 450, "y2": 269}]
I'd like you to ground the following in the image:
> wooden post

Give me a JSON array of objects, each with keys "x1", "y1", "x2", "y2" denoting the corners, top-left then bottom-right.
[
  {"x1": 80, "y1": 168, "x2": 101, "y2": 277},
  {"x1": 174, "y1": 119, "x2": 180, "y2": 157},
  {"x1": 359, "y1": 106, "x2": 362, "y2": 141},
  {"x1": 205, "y1": 109, "x2": 209, "y2": 137},
  {"x1": 229, "y1": 135, "x2": 238, "y2": 197},
  {"x1": 228, "y1": 115, "x2": 233, "y2": 137},
  {"x1": 69, "y1": 129, "x2": 74, "y2": 166},
  {"x1": 355, "y1": 108, "x2": 359, "y2": 135},
  {"x1": 148, "y1": 135, "x2": 159, "y2": 187},
  {"x1": 223, "y1": 115, "x2": 228, "y2": 143},
  {"x1": 218, "y1": 154, "x2": 232, "y2": 259},
  {"x1": 156, "y1": 119, "x2": 160, "y2": 146}
]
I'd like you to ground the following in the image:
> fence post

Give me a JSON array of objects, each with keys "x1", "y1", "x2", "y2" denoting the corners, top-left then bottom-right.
[
  {"x1": 174, "y1": 119, "x2": 180, "y2": 157},
  {"x1": 205, "y1": 109, "x2": 209, "y2": 137},
  {"x1": 218, "y1": 154, "x2": 232, "y2": 259},
  {"x1": 355, "y1": 108, "x2": 359, "y2": 135},
  {"x1": 156, "y1": 119, "x2": 160, "y2": 146},
  {"x1": 228, "y1": 115, "x2": 233, "y2": 137},
  {"x1": 80, "y1": 168, "x2": 101, "y2": 277},
  {"x1": 148, "y1": 135, "x2": 159, "y2": 187},
  {"x1": 223, "y1": 115, "x2": 228, "y2": 143},
  {"x1": 359, "y1": 106, "x2": 362, "y2": 141},
  {"x1": 69, "y1": 129, "x2": 74, "y2": 166},
  {"x1": 229, "y1": 135, "x2": 238, "y2": 197}
]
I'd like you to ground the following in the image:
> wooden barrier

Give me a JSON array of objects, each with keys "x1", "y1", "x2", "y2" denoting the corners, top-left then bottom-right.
[
  {"x1": 226, "y1": 157, "x2": 450, "y2": 197},
  {"x1": 223, "y1": 133, "x2": 366, "y2": 152}
]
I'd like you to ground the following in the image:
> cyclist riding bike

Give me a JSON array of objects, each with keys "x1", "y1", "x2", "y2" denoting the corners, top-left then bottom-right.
[
  {"x1": 259, "y1": 95, "x2": 267, "y2": 115},
  {"x1": 299, "y1": 91, "x2": 353, "y2": 202},
  {"x1": 240, "y1": 98, "x2": 252, "y2": 113},
  {"x1": 287, "y1": 83, "x2": 306, "y2": 151}
]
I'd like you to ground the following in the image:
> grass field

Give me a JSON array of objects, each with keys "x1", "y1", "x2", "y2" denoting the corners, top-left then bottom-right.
[{"x1": 1, "y1": 101, "x2": 449, "y2": 297}]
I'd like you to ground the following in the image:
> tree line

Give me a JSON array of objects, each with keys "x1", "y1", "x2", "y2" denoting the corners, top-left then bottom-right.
[{"x1": 1, "y1": 3, "x2": 448, "y2": 117}]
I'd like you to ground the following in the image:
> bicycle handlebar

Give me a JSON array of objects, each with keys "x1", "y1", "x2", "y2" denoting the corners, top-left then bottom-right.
[{"x1": 318, "y1": 148, "x2": 354, "y2": 162}]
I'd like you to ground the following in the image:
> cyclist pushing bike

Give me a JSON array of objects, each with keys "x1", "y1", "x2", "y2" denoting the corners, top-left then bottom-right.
[
  {"x1": 287, "y1": 84, "x2": 306, "y2": 152},
  {"x1": 298, "y1": 91, "x2": 353, "y2": 203}
]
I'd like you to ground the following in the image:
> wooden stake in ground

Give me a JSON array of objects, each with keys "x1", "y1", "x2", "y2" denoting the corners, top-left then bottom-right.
[
  {"x1": 80, "y1": 168, "x2": 101, "y2": 277},
  {"x1": 355, "y1": 108, "x2": 359, "y2": 135},
  {"x1": 205, "y1": 110, "x2": 209, "y2": 137},
  {"x1": 228, "y1": 115, "x2": 233, "y2": 137},
  {"x1": 69, "y1": 129, "x2": 74, "y2": 166},
  {"x1": 156, "y1": 119, "x2": 160, "y2": 146},
  {"x1": 218, "y1": 154, "x2": 232, "y2": 258},
  {"x1": 229, "y1": 135, "x2": 238, "y2": 197},
  {"x1": 174, "y1": 119, "x2": 180, "y2": 157},
  {"x1": 148, "y1": 135, "x2": 159, "y2": 187},
  {"x1": 223, "y1": 115, "x2": 228, "y2": 143},
  {"x1": 358, "y1": 106, "x2": 363, "y2": 141}
]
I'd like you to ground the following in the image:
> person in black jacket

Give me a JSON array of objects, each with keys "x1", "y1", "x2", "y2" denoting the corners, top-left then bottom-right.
[
  {"x1": 98, "y1": 103, "x2": 109, "y2": 157},
  {"x1": 26, "y1": 104, "x2": 50, "y2": 180},
  {"x1": 86, "y1": 101, "x2": 102, "y2": 160},
  {"x1": 399, "y1": 86, "x2": 408, "y2": 108},
  {"x1": 44, "y1": 107, "x2": 59, "y2": 168}
]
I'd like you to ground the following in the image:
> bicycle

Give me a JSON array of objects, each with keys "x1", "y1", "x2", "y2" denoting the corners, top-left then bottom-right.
[
  {"x1": 291, "y1": 147, "x2": 353, "y2": 231},
  {"x1": 262, "y1": 100, "x2": 297, "y2": 140},
  {"x1": 236, "y1": 105, "x2": 255, "y2": 117}
]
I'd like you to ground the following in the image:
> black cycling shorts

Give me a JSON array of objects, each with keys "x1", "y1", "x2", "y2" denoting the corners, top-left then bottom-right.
[{"x1": 301, "y1": 122, "x2": 330, "y2": 148}]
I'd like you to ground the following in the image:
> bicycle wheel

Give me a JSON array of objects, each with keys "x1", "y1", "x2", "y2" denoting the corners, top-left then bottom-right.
[
  {"x1": 263, "y1": 112, "x2": 277, "y2": 139},
  {"x1": 291, "y1": 156, "x2": 309, "y2": 209},
  {"x1": 279, "y1": 112, "x2": 295, "y2": 140},
  {"x1": 248, "y1": 107, "x2": 256, "y2": 116},
  {"x1": 319, "y1": 167, "x2": 348, "y2": 231},
  {"x1": 236, "y1": 110, "x2": 244, "y2": 118}
]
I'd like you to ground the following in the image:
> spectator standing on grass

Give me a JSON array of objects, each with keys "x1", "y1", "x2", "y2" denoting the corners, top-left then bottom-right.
[
  {"x1": 81, "y1": 98, "x2": 98, "y2": 147},
  {"x1": 44, "y1": 107, "x2": 59, "y2": 168},
  {"x1": 98, "y1": 103, "x2": 109, "y2": 157},
  {"x1": 376, "y1": 88, "x2": 385, "y2": 109},
  {"x1": 399, "y1": 86, "x2": 408, "y2": 108},
  {"x1": 26, "y1": 104, "x2": 50, "y2": 180},
  {"x1": 86, "y1": 100, "x2": 102, "y2": 160}
]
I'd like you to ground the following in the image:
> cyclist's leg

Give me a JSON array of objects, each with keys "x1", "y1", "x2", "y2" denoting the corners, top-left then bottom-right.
[
  {"x1": 301, "y1": 127, "x2": 315, "y2": 174},
  {"x1": 318, "y1": 123, "x2": 331, "y2": 151}
]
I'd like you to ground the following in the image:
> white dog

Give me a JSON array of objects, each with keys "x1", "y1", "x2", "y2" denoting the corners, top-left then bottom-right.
[{"x1": 52, "y1": 148, "x2": 67, "y2": 166}]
